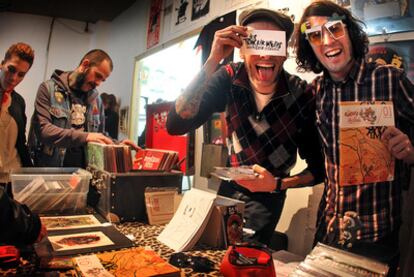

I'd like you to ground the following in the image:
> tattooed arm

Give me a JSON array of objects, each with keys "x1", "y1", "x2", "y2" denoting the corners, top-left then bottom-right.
[{"x1": 175, "y1": 25, "x2": 248, "y2": 119}]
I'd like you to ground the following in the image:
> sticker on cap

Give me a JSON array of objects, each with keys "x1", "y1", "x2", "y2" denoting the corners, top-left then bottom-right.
[{"x1": 241, "y1": 30, "x2": 286, "y2": 56}]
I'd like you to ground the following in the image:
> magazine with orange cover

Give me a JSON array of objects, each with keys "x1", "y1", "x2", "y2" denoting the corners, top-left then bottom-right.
[
  {"x1": 133, "y1": 149, "x2": 179, "y2": 171},
  {"x1": 94, "y1": 248, "x2": 180, "y2": 277},
  {"x1": 339, "y1": 101, "x2": 395, "y2": 186},
  {"x1": 133, "y1": 149, "x2": 166, "y2": 170}
]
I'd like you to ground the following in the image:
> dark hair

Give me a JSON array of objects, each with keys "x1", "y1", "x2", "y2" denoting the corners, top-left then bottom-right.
[
  {"x1": 3, "y1": 42, "x2": 35, "y2": 68},
  {"x1": 239, "y1": 8, "x2": 294, "y2": 41},
  {"x1": 80, "y1": 49, "x2": 113, "y2": 71},
  {"x1": 294, "y1": 0, "x2": 369, "y2": 73},
  {"x1": 106, "y1": 94, "x2": 117, "y2": 111}
]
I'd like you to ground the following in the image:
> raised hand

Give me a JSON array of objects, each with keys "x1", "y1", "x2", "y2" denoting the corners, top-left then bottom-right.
[{"x1": 209, "y1": 25, "x2": 248, "y2": 64}]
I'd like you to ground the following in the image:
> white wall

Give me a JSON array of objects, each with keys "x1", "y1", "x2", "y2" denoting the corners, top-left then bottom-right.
[
  {"x1": 0, "y1": 0, "x2": 322, "y2": 256},
  {"x1": 0, "y1": 12, "x2": 100, "y2": 123}
]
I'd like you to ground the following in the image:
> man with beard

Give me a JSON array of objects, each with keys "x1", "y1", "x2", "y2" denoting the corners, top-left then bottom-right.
[
  {"x1": 167, "y1": 9, "x2": 324, "y2": 245},
  {"x1": 29, "y1": 49, "x2": 113, "y2": 167}
]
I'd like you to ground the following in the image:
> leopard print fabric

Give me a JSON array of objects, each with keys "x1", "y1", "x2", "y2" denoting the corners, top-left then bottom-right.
[
  {"x1": 0, "y1": 222, "x2": 226, "y2": 276},
  {"x1": 117, "y1": 222, "x2": 226, "y2": 276}
]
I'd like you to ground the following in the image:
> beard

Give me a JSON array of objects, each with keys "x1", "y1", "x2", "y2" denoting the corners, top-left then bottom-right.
[{"x1": 74, "y1": 69, "x2": 96, "y2": 91}]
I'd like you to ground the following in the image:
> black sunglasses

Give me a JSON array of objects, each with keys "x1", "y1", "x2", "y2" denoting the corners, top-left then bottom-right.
[{"x1": 169, "y1": 252, "x2": 215, "y2": 273}]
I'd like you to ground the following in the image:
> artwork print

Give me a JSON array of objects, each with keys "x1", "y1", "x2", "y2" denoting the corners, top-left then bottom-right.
[
  {"x1": 191, "y1": 0, "x2": 209, "y2": 21},
  {"x1": 339, "y1": 101, "x2": 395, "y2": 186},
  {"x1": 49, "y1": 231, "x2": 114, "y2": 252},
  {"x1": 41, "y1": 215, "x2": 101, "y2": 231},
  {"x1": 147, "y1": 0, "x2": 162, "y2": 49}
]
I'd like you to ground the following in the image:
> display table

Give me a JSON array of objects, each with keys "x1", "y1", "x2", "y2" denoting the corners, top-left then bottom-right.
[
  {"x1": 0, "y1": 222, "x2": 226, "y2": 276},
  {"x1": 117, "y1": 222, "x2": 226, "y2": 276}
]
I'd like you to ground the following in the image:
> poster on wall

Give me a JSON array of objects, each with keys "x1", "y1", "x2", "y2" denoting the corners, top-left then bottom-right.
[
  {"x1": 224, "y1": 0, "x2": 267, "y2": 11},
  {"x1": 191, "y1": 0, "x2": 210, "y2": 21},
  {"x1": 170, "y1": 0, "x2": 192, "y2": 34},
  {"x1": 147, "y1": 0, "x2": 163, "y2": 49}
]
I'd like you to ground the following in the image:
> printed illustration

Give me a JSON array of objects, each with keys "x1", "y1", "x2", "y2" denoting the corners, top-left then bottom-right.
[
  {"x1": 191, "y1": 0, "x2": 209, "y2": 21},
  {"x1": 41, "y1": 215, "x2": 101, "y2": 231},
  {"x1": 49, "y1": 231, "x2": 114, "y2": 252},
  {"x1": 224, "y1": 206, "x2": 243, "y2": 246},
  {"x1": 147, "y1": 0, "x2": 162, "y2": 49},
  {"x1": 95, "y1": 248, "x2": 180, "y2": 276},
  {"x1": 339, "y1": 101, "x2": 395, "y2": 186}
]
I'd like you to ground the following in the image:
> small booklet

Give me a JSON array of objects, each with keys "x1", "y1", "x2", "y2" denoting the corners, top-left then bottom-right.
[
  {"x1": 339, "y1": 101, "x2": 395, "y2": 186},
  {"x1": 211, "y1": 166, "x2": 257, "y2": 181}
]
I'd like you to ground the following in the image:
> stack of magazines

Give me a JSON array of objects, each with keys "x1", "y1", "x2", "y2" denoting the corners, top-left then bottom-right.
[{"x1": 290, "y1": 243, "x2": 389, "y2": 276}]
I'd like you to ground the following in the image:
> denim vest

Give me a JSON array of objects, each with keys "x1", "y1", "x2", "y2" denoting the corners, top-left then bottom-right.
[{"x1": 30, "y1": 79, "x2": 103, "y2": 167}]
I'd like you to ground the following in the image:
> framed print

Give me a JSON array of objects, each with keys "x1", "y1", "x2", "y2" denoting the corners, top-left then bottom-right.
[
  {"x1": 48, "y1": 231, "x2": 114, "y2": 252},
  {"x1": 41, "y1": 215, "x2": 102, "y2": 231}
]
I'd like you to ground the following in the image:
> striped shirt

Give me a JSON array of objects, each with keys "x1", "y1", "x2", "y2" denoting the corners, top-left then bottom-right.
[{"x1": 314, "y1": 59, "x2": 414, "y2": 244}]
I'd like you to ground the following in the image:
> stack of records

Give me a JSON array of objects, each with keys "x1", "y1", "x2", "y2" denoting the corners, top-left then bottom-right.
[
  {"x1": 87, "y1": 142, "x2": 132, "y2": 173},
  {"x1": 290, "y1": 243, "x2": 389, "y2": 276},
  {"x1": 133, "y1": 148, "x2": 179, "y2": 171}
]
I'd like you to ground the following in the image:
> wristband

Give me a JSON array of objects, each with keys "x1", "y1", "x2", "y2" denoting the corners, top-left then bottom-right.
[{"x1": 272, "y1": 177, "x2": 282, "y2": 193}]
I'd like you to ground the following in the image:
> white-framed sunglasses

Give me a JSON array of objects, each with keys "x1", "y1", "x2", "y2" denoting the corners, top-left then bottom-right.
[{"x1": 304, "y1": 20, "x2": 346, "y2": 46}]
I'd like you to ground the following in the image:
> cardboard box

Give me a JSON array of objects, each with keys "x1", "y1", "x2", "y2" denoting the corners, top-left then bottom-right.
[{"x1": 145, "y1": 187, "x2": 182, "y2": 225}]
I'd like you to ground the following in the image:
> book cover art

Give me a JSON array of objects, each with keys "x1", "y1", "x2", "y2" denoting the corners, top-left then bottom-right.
[
  {"x1": 87, "y1": 142, "x2": 133, "y2": 173},
  {"x1": 133, "y1": 149, "x2": 178, "y2": 171},
  {"x1": 94, "y1": 248, "x2": 180, "y2": 277},
  {"x1": 339, "y1": 101, "x2": 395, "y2": 186},
  {"x1": 223, "y1": 205, "x2": 243, "y2": 246},
  {"x1": 133, "y1": 149, "x2": 165, "y2": 170},
  {"x1": 87, "y1": 142, "x2": 105, "y2": 171}
]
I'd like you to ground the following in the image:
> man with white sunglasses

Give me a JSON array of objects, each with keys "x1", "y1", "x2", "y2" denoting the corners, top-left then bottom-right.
[{"x1": 294, "y1": 1, "x2": 414, "y2": 275}]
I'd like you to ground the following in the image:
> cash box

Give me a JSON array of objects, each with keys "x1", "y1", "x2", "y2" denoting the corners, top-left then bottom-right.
[
  {"x1": 87, "y1": 166, "x2": 183, "y2": 223},
  {"x1": 11, "y1": 168, "x2": 91, "y2": 214}
]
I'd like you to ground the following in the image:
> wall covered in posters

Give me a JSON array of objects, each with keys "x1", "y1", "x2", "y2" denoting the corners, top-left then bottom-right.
[{"x1": 169, "y1": 0, "x2": 211, "y2": 35}]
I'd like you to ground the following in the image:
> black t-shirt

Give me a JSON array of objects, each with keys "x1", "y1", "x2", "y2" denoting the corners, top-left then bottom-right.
[{"x1": 194, "y1": 11, "x2": 236, "y2": 64}]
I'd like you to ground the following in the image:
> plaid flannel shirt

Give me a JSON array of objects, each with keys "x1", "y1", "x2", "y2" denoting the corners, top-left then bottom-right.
[{"x1": 314, "y1": 59, "x2": 414, "y2": 244}]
